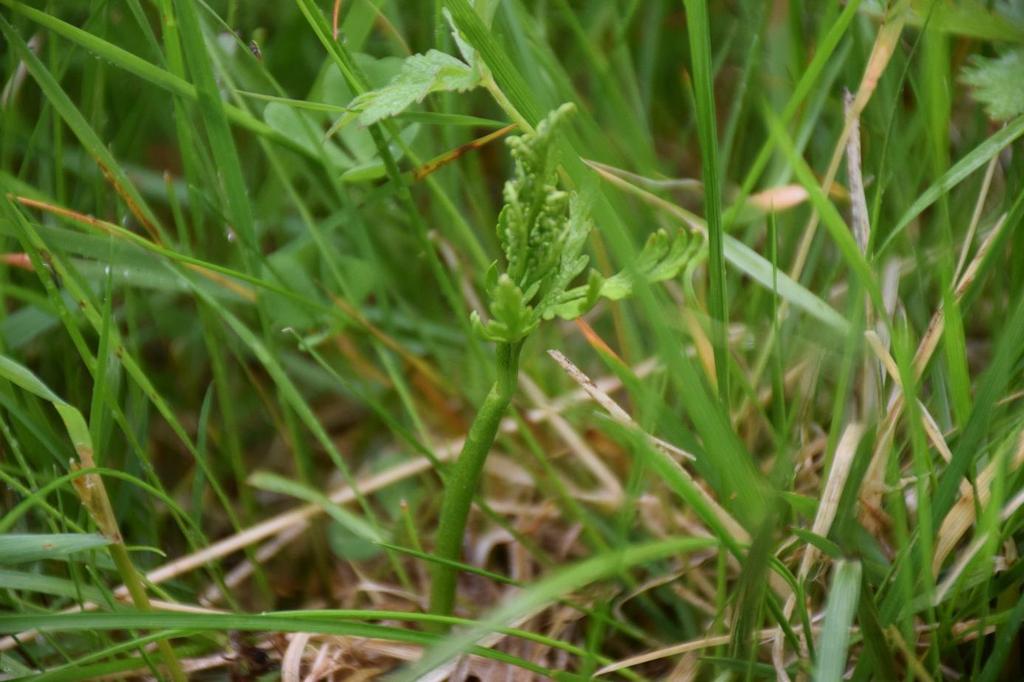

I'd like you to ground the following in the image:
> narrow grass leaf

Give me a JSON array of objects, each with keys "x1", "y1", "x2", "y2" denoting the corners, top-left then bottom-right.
[
  {"x1": 813, "y1": 560, "x2": 861, "y2": 682},
  {"x1": 0, "y1": 612, "x2": 554, "y2": 677},
  {"x1": 0, "y1": 534, "x2": 111, "y2": 565},
  {"x1": 977, "y1": 589, "x2": 1024, "y2": 682},
  {"x1": 684, "y1": 0, "x2": 728, "y2": 398},
  {"x1": 248, "y1": 471, "x2": 382, "y2": 543},
  {"x1": 0, "y1": 16, "x2": 163, "y2": 237},
  {"x1": 0, "y1": 354, "x2": 91, "y2": 459},
  {"x1": 397, "y1": 537, "x2": 717, "y2": 680},
  {"x1": 1, "y1": 0, "x2": 300, "y2": 153},
  {"x1": 763, "y1": 106, "x2": 884, "y2": 314},
  {"x1": 0, "y1": 569, "x2": 108, "y2": 602},
  {"x1": 880, "y1": 114, "x2": 1024, "y2": 254}
]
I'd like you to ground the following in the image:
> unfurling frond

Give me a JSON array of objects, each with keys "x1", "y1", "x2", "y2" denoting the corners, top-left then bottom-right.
[{"x1": 475, "y1": 104, "x2": 703, "y2": 344}]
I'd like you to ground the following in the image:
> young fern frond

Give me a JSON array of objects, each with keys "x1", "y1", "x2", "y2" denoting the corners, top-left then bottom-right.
[
  {"x1": 473, "y1": 103, "x2": 702, "y2": 342},
  {"x1": 430, "y1": 104, "x2": 704, "y2": 621}
]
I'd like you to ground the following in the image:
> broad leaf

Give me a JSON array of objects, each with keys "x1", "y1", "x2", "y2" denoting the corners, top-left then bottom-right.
[{"x1": 263, "y1": 102, "x2": 354, "y2": 168}]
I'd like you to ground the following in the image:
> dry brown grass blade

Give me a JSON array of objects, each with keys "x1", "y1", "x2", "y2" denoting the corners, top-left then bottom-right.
[
  {"x1": 573, "y1": 317, "x2": 625, "y2": 365},
  {"x1": 0, "y1": 450, "x2": 456, "y2": 651},
  {"x1": 787, "y1": 2, "x2": 908, "y2": 282},
  {"x1": 0, "y1": 252, "x2": 37, "y2": 272},
  {"x1": 518, "y1": 373, "x2": 625, "y2": 505},
  {"x1": 748, "y1": 183, "x2": 850, "y2": 211},
  {"x1": 596, "y1": 623, "x2": 828, "y2": 677},
  {"x1": 859, "y1": 212, "x2": 1008, "y2": 529},
  {"x1": 800, "y1": 423, "x2": 865, "y2": 578},
  {"x1": 546, "y1": 349, "x2": 749, "y2": 547},
  {"x1": 413, "y1": 124, "x2": 517, "y2": 180},
  {"x1": 888, "y1": 625, "x2": 937, "y2": 682},
  {"x1": 864, "y1": 330, "x2": 953, "y2": 463},
  {"x1": 546, "y1": 350, "x2": 696, "y2": 463},
  {"x1": 0, "y1": 355, "x2": 659, "y2": 650},
  {"x1": 527, "y1": 357, "x2": 660, "y2": 421},
  {"x1": 93, "y1": 158, "x2": 162, "y2": 242},
  {"x1": 844, "y1": 89, "x2": 870, "y2": 256},
  {"x1": 283, "y1": 632, "x2": 313, "y2": 682},
  {"x1": 933, "y1": 429, "x2": 1024, "y2": 573},
  {"x1": 954, "y1": 151, "x2": 1000, "y2": 283},
  {"x1": 774, "y1": 422, "x2": 864, "y2": 679},
  {"x1": 331, "y1": 0, "x2": 342, "y2": 40},
  {"x1": 933, "y1": 535, "x2": 989, "y2": 608},
  {"x1": 845, "y1": 86, "x2": 883, "y2": 425}
]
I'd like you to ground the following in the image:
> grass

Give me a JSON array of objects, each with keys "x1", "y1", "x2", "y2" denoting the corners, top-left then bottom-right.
[{"x1": 1, "y1": 0, "x2": 1023, "y2": 679}]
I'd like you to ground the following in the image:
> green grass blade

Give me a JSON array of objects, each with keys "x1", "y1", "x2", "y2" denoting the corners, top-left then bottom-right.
[
  {"x1": 0, "y1": 534, "x2": 111, "y2": 564},
  {"x1": 763, "y1": 105, "x2": 884, "y2": 315},
  {"x1": 879, "y1": 113, "x2": 1024, "y2": 255},
  {"x1": 248, "y1": 471, "x2": 383, "y2": 543},
  {"x1": 398, "y1": 537, "x2": 717, "y2": 680},
  {"x1": 813, "y1": 559, "x2": 862, "y2": 682},
  {"x1": 684, "y1": 0, "x2": 729, "y2": 399},
  {"x1": 1, "y1": 0, "x2": 303, "y2": 155}
]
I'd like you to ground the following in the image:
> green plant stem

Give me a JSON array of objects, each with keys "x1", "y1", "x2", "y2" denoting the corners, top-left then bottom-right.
[
  {"x1": 73, "y1": 461, "x2": 188, "y2": 682},
  {"x1": 483, "y1": 75, "x2": 532, "y2": 133},
  {"x1": 430, "y1": 342, "x2": 521, "y2": 621}
]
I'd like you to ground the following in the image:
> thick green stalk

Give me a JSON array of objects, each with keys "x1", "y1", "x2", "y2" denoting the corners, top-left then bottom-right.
[{"x1": 430, "y1": 342, "x2": 520, "y2": 620}]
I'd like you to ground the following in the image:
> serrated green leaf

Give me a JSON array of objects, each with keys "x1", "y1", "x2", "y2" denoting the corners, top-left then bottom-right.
[
  {"x1": 443, "y1": 7, "x2": 479, "y2": 69},
  {"x1": 962, "y1": 50, "x2": 1024, "y2": 121},
  {"x1": 350, "y1": 49, "x2": 480, "y2": 126}
]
